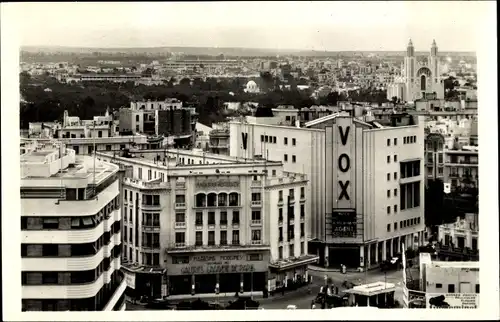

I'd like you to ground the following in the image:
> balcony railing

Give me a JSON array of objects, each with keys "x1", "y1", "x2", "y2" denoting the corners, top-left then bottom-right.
[
  {"x1": 251, "y1": 181, "x2": 262, "y2": 187},
  {"x1": 142, "y1": 225, "x2": 160, "y2": 232},
  {"x1": 142, "y1": 203, "x2": 161, "y2": 210},
  {"x1": 232, "y1": 221, "x2": 240, "y2": 228},
  {"x1": 251, "y1": 240, "x2": 262, "y2": 245},
  {"x1": 251, "y1": 220, "x2": 262, "y2": 226},
  {"x1": 175, "y1": 202, "x2": 186, "y2": 209},
  {"x1": 289, "y1": 218, "x2": 295, "y2": 225},
  {"x1": 278, "y1": 199, "x2": 284, "y2": 206},
  {"x1": 251, "y1": 200, "x2": 262, "y2": 207},
  {"x1": 175, "y1": 222, "x2": 186, "y2": 229},
  {"x1": 174, "y1": 242, "x2": 186, "y2": 248}
]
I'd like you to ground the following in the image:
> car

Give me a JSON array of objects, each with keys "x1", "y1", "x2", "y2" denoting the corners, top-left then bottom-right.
[
  {"x1": 381, "y1": 256, "x2": 401, "y2": 271},
  {"x1": 287, "y1": 305, "x2": 297, "y2": 310}
]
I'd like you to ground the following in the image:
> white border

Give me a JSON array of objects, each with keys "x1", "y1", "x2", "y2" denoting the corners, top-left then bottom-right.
[{"x1": 2, "y1": 2, "x2": 498, "y2": 321}]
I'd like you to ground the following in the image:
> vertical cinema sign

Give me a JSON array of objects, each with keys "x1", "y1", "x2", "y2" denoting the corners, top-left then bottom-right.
[{"x1": 335, "y1": 118, "x2": 355, "y2": 209}]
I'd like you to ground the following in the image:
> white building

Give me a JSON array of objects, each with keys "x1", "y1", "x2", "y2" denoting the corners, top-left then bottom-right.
[
  {"x1": 97, "y1": 149, "x2": 317, "y2": 298},
  {"x1": 20, "y1": 141, "x2": 126, "y2": 311},
  {"x1": 387, "y1": 40, "x2": 445, "y2": 102},
  {"x1": 438, "y1": 214, "x2": 478, "y2": 251},
  {"x1": 419, "y1": 253, "x2": 479, "y2": 308},
  {"x1": 229, "y1": 112, "x2": 426, "y2": 269}
]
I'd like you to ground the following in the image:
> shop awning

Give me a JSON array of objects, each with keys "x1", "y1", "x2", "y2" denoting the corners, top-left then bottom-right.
[{"x1": 268, "y1": 255, "x2": 319, "y2": 270}]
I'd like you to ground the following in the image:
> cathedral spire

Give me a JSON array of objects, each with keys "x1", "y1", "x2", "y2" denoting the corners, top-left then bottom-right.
[
  {"x1": 406, "y1": 39, "x2": 414, "y2": 57},
  {"x1": 431, "y1": 39, "x2": 438, "y2": 56}
]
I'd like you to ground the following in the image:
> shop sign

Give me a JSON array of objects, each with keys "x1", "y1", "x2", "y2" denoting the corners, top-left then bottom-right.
[
  {"x1": 331, "y1": 210, "x2": 357, "y2": 238},
  {"x1": 195, "y1": 179, "x2": 240, "y2": 188},
  {"x1": 124, "y1": 270, "x2": 136, "y2": 289},
  {"x1": 180, "y1": 264, "x2": 255, "y2": 275},
  {"x1": 426, "y1": 293, "x2": 479, "y2": 309}
]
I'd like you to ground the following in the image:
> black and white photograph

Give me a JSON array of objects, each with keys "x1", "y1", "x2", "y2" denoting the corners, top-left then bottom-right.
[{"x1": 1, "y1": 1, "x2": 498, "y2": 321}]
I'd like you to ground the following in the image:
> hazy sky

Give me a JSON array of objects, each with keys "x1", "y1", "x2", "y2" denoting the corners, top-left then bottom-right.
[{"x1": 6, "y1": 1, "x2": 494, "y2": 51}]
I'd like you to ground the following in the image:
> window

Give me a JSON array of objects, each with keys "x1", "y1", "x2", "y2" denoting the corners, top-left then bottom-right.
[
  {"x1": 394, "y1": 172, "x2": 397, "y2": 180},
  {"x1": 273, "y1": 137, "x2": 276, "y2": 144},
  {"x1": 208, "y1": 212, "x2": 215, "y2": 225},
  {"x1": 278, "y1": 246, "x2": 283, "y2": 259},
  {"x1": 394, "y1": 205, "x2": 398, "y2": 213},
  {"x1": 265, "y1": 135, "x2": 268, "y2": 142},
  {"x1": 247, "y1": 254, "x2": 262, "y2": 261},
  {"x1": 272, "y1": 170, "x2": 276, "y2": 176},
  {"x1": 387, "y1": 190, "x2": 391, "y2": 198},
  {"x1": 175, "y1": 213, "x2": 185, "y2": 223},
  {"x1": 475, "y1": 284, "x2": 479, "y2": 293},
  {"x1": 292, "y1": 155, "x2": 296, "y2": 163},
  {"x1": 448, "y1": 284, "x2": 455, "y2": 293},
  {"x1": 387, "y1": 224, "x2": 391, "y2": 232},
  {"x1": 387, "y1": 206, "x2": 391, "y2": 214},
  {"x1": 300, "y1": 204, "x2": 305, "y2": 218},
  {"x1": 228, "y1": 193, "x2": 239, "y2": 206},
  {"x1": 394, "y1": 138, "x2": 397, "y2": 145},
  {"x1": 387, "y1": 155, "x2": 391, "y2": 163},
  {"x1": 279, "y1": 227, "x2": 283, "y2": 241},
  {"x1": 292, "y1": 138, "x2": 296, "y2": 146},
  {"x1": 232, "y1": 211, "x2": 240, "y2": 224},
  {"x1": 387, "y1": 173, "x2": 390, "y2": 181},
  {"x1": 252, "y1": 229, "x2": 261, "y2": 241},
  {"x1": 208, "y1": 231, "x2": 215, "y2": 245},
  {"x1": 387, "y1": 138, "x2": 391, "y2": 146},
  {"x1": 195, "y1": 212, "x2": 203, "y2": 225},
  {"x1": 251, "y1": 192, "x2": 261, "y2": 202},
  {"x1": 413, "y1": 135, "x2": 417, "y2": 143},
  {"x1": 284, "y1": 137, "x2": 288, "y2": 145},
  {"x1": 289, "y1": 244, "x2": 295, "y2": 257},
  {"x1": 220, "y1": 231, "x2": 227, "y2": 245},
  {"x1": 195, "y1": 232, "x2": 203, "y2": 246},
  {"x1": 300, "y1": 223, "x2": 305, "y2": 237},
  {"x1": 175, "y1": 195, "x2": 185, "y2": 204},
  {"x1": 261, "y1": 135, "x2": 264, "y2": 142},
  {"x1": 278, "y1": 190, "x2": 283, "y2": 202},
  {"x1": 436, "y1": 283, "x2": 443, "y2": 289},
  {"x1": 301, "y1": 242, "x2": 305, "y2": 255},
  {"x1": 278, "y1": 208, "x2": 283, "y2": 222},
  {"x1": 394, "y1": 155, "x2": 398, "y2": 162},
  {"x1": 252, "y1": 211, "x2": 261, "y2": 221},
  {"x1": 284, "y1": 154, "x2": 288, "y2": 162},
  {"x1": 300, "y1": 187, "x2": 305, "y2": 199},
  {"x1": 394, "y1": 222, "x2": 398, "y2": 230},
  {"x1": 196, "y1": 194, "x2": 206, "y2": 207},
  {"x1": 289, "y1": 189, "x2": 295, "y2": 200},
  {"x1": 153, "y1": 253, "x2": 160, "y2": 266},
  {"x1": 175, "y1": 232, "x2": 185, "y2": 244},
  {"x1": 232, "y1": 230, "x2": 240, "y2": 244},
  {"x1": 394, "y1": 188, "x2": 397, "y2": 197},
  {"x1": 220, "y1": 211, "x2": 228, "y2": 225}
]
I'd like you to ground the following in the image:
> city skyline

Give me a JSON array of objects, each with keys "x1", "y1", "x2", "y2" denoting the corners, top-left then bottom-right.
[{"x1": 9, "y1": 1, "x2": 489, "y2": 52}]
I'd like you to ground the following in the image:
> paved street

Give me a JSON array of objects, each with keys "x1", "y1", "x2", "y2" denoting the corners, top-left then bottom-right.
[{"x1": 126, "y1": 265, "x2": 416, "y2": 310}]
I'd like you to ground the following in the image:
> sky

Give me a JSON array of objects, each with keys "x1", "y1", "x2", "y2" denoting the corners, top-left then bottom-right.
[{"x1": 4, "y1": 1, "x2": 495, "y2": 51}]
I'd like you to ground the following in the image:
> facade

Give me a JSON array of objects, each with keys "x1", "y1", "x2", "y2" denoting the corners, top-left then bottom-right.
[
  {"x1": 119, "y1": 99, "x2": 196, "y2": 148},
  {"x1": 387, "y1": 40, "x2": 445, "y2": 102},
  {"x1": 96, "y1": 149, "x2": 317, "y2": 298},
  {"x1": 20, "y1": 141, "x2": 126, "y2": 311},
  {"x1": 208, "y1": 124, "x2": 230, "y2": 155},
  {"x1": 437, "y1": 214, "x2": 479, "y2": 260},
  {"x1": 229, "y1": 112, "x2": 426, "y2": 269}
]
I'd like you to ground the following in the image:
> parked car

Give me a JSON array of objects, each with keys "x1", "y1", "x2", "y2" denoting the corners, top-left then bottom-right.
[{"x1": 381, "y1": 256, "x2": 401, "y2": 271}]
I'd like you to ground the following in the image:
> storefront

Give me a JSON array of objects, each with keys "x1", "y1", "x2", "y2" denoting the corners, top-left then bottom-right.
[
  {"x1": 166, "y1": 250, "x2": 270, "y2": 296},
  {"x1": 268, "y1": 254, "x2": 319, "y2": 291}
]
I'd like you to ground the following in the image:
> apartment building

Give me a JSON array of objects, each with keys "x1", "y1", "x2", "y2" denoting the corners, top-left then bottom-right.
[
  {"x1": 230, "y1": 112, "x2": 426, "y2": 269},
  {"x1": 437, "y1": 213, "x2": 479, "y2": 261},
  {"x1": 97, "y1": 149, "x2": 316, "y2": 298},
  {"x1": 20, "y1": 141, "x2": 126, "y2": 311}
]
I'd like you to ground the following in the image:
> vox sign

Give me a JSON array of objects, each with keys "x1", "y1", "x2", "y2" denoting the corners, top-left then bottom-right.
[{"x1": 335, "y1": 118, "x2": 355, "y2": 209}]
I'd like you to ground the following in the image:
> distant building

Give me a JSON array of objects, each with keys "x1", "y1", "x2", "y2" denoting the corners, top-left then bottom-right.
[
  {"x1": 437, "y1": 214, "x2": 479, "y2": 261},
  {"x1": 387, "y1": 40, "x2": 445, "y2": 102}
]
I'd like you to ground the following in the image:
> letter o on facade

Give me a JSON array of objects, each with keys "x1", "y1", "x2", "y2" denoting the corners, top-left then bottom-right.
[{"x1": 338, "y1": 153, "x2": 350, "y2": 173}]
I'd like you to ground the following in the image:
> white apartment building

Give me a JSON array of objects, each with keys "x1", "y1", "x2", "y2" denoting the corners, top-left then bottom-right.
[
  {"x1": 229, "y1": 112, "x2": 426, "y2": 269},
  {"x1": 97, "y1": 149, "x2": 316, "y2": 298},
  {"x1": 20, "y1": 141, "x2": 126, "y2": 311},
  {"x1": 438, "y1": 214, "x2": 479, "y2": 252}
]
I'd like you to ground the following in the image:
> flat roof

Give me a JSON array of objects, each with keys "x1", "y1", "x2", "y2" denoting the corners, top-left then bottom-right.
[{"x1": 345, "y1": 281, "x2": 396, "y2": 296}]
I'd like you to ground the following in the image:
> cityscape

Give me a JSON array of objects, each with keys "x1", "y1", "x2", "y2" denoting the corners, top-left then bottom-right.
[{"x1": 2, "y1": 1, "x2": 498, "y2": 319}]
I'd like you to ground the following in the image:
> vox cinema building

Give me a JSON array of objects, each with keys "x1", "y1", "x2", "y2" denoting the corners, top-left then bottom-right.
[{"x1": 230, "y1": 112, "x2": 426, "y2": 269}]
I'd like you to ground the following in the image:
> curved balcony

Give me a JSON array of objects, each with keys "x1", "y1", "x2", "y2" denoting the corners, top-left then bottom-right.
[
  {"x1": 22, "y1": 237, "x2": 117, "y2": 272},
  {"x1": 21, "y1": 217, "x2": 120, "y2": 244},
  {"x1": 23, "y1": 274, "x2": 105, "y2": 299},
  {"x1": 103, "y1": 277, "x2": 127, "y2": 311}
]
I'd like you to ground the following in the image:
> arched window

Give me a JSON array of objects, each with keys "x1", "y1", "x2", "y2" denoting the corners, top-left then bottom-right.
[
  {"x1": 218, "y1": 193, "x2": 227, "y2": 207},
  {"x1": 196, "y1": 193, "x2": 206, "y2": 208},
  {"x1": 229, "y1": 193, "x2": 239, "y2": 207},
  {"x1": 207, "y1": 193, "x2": 217, "y2": 207},
  {"x1": 420, "y1": 75, "x2": 426, "y2": 91}
]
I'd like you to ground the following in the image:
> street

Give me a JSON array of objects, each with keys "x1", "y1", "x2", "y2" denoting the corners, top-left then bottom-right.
[{"x1": 126, "y1": 265, "x2": 415, "y2": 310}]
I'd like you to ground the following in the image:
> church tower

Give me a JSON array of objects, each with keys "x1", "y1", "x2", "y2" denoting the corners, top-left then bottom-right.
[
  {"x1": 429, "y1": 39, "x2": 439, "y2": 85},
  {"x1": 404, "y1": 39, "x2": 416, "y2": 101}
]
